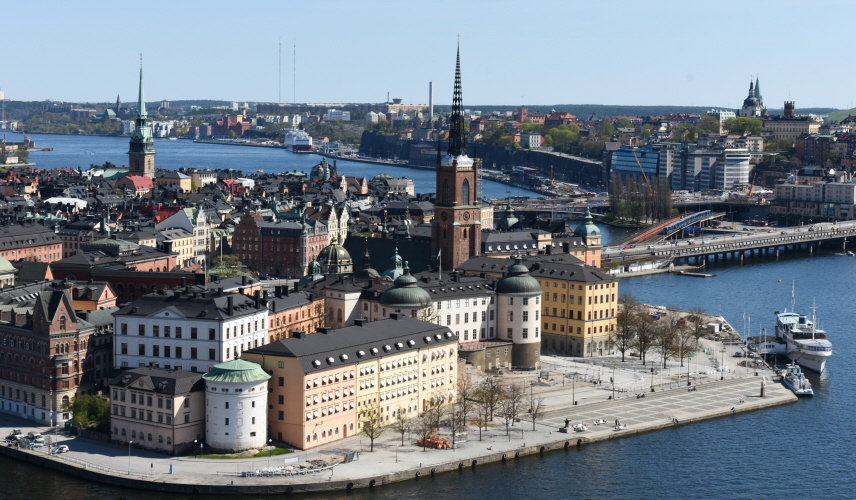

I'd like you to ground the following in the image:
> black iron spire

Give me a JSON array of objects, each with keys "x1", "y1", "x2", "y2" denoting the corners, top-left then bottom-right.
[{"x1": 447, "y1": 41, "x2": 464, "y2": 157}]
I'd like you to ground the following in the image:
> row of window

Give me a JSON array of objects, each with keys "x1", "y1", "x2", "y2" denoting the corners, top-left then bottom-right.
[
  {"x1": 437, "y1": 297, "x2": 491, "y2": 309},
  {"x1": 445, "y1": 310, "x2": 492, "y2": 325},
  {"x1": 114, "y1": 428, "x2": 175, "y2": 445},
  {"x1": 120, "y1": 321, "x2": 265, "y2": 339},
  {"x1": 461, "y1": 327, "x2": 494, "y2": 340},
  {"x1": 305, "y1": 423, "x2": 354, "y2": 443},
  {"x1": 544, "y1": 323, "x2": 614, "y2": 335}
]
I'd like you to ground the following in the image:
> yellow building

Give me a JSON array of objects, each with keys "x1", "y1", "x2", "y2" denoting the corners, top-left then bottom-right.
[
  {"x1": 155, "y1": 171, "x2": 193, "y2": 193},
  {"x1": 158, "y1": 228, "x2": 194, "y2": 267},
  {"x1": 460, "y1": 251, "x2": 618, "y2": 358}
]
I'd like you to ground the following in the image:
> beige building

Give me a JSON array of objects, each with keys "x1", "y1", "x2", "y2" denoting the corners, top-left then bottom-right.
[
  {"x1": 158, "y1": 228, "x2": 194, "y2": 268},
  {"x1": 109, "y1": 367, "x2": 206, "y2": 454},
  {"x1": 243, "y1": 315, "x2": 458, "y2": 450},
  {"x1": 763, "y1": 117, "x2": 822, "y2": 142}
]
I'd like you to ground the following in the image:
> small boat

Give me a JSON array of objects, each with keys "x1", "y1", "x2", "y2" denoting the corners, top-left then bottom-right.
[
  {"x1": 257, "y1": 169, "x2": 264, "y2": 173},
  {"x1": 781, "y1": 363, "x2": 813, "y2": 396},
  {"x1": 168, "y1": 137, "x2": 177, "y2": 140},
  {"x1": 846, "y1": 251, "x2": 854, "y2": 256}
]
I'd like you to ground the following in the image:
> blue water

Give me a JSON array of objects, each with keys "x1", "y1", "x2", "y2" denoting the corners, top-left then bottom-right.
[{"x1": 21, "y1": 133, "x2": 540, "y2": 200}]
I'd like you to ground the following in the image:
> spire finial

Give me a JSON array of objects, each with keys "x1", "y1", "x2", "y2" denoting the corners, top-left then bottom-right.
[
  {"x1": 447, "y1": 39, "x2": 464, "y2": 157},
  {"x1": 137, "y1": 54, "x2": 147, "y2": 118}
]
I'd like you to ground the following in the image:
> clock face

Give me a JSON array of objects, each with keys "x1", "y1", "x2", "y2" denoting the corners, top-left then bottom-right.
[
  {"x1": 440, "y1": 211, "x2": 448, "y2": 221},
  {"x1": 463, "y1": 211, "x2": 471, "y2": 221}
]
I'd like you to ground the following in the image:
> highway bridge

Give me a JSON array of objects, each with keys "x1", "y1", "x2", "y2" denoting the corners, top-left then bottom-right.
[{"x1": 603, "y1": 221, "x2": 856, "y2": 265}]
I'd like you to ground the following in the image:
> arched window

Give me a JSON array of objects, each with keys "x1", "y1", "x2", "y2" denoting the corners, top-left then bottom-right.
[
  {"x1": 148, "y1": 433, "x2": 152, "y2": 441},
  {"x1": 158, "y1": 435, "x2": 163, "y2": 443},
  {"x1": 62, "y1": 395, "x2": 69, "y2": 406},
  {"x1": 59, "y1": 316, "x2": 67, "y2": 331},
  {"x1": 132, "y1": 430, "x2": 137, "y2": 439},
  {"x1": 461, "y1": 179, "x2": 470, "y2": 206},
  {"x1": 167, "y1": 436, "x2": 171, "y2": 445},
  {"x1": 442, "y1": 180, "x2": 450, "y2": 206},
  {"x1": 121, "y1": 428, "x2": 126, "y2": 436}
]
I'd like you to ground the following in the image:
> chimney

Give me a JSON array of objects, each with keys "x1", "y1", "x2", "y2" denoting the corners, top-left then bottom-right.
[
  {"x1": 284, "y1": 286, "x2": 290, "y2": 297},
  {"x1": 218, "y1": 287, "x2": 224, "y2": 295},
  {"x1": 317, "y1": 326, "x2": 332, "y2": 334},
  {"x1": 293, "y1": 282, "x2": 299, "y2": 293},
  {"x1": 226, "y1": 296, "x2": 234, "y2": 316},
  {"x1": 546, "y1": 244, "x2": 553, "y2": 255},
  {"x1": 241, "y1": 275, "x2": 248, "y2": 286},
  {"x1": 562, "y1": 242, "x2": 570, "y2": 254},
  {"x1": 275, "y1": 286, "x2": 282, "y2": 298},
  {"x1": 389, "y1": 312, "x2": 401, "y2": 320},
  {"x1": 292, "y1": 330, "x2": 305, "y2": 339},
  {"x1": 181, "y1": 276, "x2": 187, "y2": 287},
  {"x1": 254, "y1": 290, "x2": 261, "y2": 309},
  {"x1": 354, "y1": 318, "x2": 367, "y2": 327}
]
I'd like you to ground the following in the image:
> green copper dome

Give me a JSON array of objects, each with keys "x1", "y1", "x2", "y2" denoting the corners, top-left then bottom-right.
[
  {"x1": 203, "y1": 359, "x2": 271, "y2": 384},
  {"x1": 495, "y1": 255, "x2": 542, "y2": 296},
  {"x1": 299, "y1": 257, "x2": 324, "y2": 285},
  {"x1": 381, "y1": 245, "x2": 404, "y2": 280},
  {"x1": 379, "y1": 264, "x2": 431, "y2": 308},
  {"x1": 574, "y1": 207, "x2": 600, "y2": 238}
]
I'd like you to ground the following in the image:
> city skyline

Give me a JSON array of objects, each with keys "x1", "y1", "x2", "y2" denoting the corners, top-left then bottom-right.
[{"x1": 6, "y1": 0, "x2": 855, "y2": 110}]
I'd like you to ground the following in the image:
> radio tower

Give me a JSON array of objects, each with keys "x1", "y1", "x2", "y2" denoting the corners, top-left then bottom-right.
[{"x1": 0, "y1": 88, "x2": 5, "y2": 131}]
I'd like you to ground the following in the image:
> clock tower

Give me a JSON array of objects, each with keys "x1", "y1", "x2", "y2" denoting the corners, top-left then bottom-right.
[
  {"x1": 128, "y1": 59, "x2": 156, "y2": 178},
  {"x1": 431, "y1": 43, "x2": 480, "y2": 270}
]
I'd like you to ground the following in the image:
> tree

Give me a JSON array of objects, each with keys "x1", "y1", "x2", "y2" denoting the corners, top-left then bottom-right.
[
  {"x1": 390, "y1": 410, "x2": 412, "y2": 446},
  {"x1": 210, "y1": 255, "x2": 243, "y2": 279},
  {"x1": 228, "y1": 130, "x2": 237, "y2": 139},
  {"x1": 631, "y1": 312, "x2": 656, "y2": 365},
  {"x1": 447, "y1": 401, "x2": 467, "y2": 449},
  {"x1": 62, "y1": 395, "x2": 110, "y2": 432},
  {"x1": 655, "y1": 308, "x2": 684, "y2": 369},
  {"x1": 15, "y1": 149, "x2": 29, "y2": 163},
  {"x1": 723, "y1": 117, "x2": 763, "y2": 136},
  {"x1": 613, "y1": 292, "x2": 642, "y2": 362},
  {"x1": 473, "y1": 395, "x2": 491, "y2": 441},
  {"x1": 415, "y1": 402, "x2": 444, "y2": 451},
  {"x1": 686, "y1": 307, "x2": 709, "y2": 345},
  {"x1": 455, "y1": 374, "x2": 477, "y2": 437},
  {"x1": 359, "y1": 402, "x2": 386, "y2": 451},
  {"x1": 528, "y1": 396, "x2": 547, "y2": 431},
  {"x1": 476, "y1": 373, "x2": 503, "y2": 421},
  {"x1": 498, "y1": 383, "x2": 525, "y2": 436},
  {"x1": 697, "y1": 115, "x2": 722, "y2": 134}
]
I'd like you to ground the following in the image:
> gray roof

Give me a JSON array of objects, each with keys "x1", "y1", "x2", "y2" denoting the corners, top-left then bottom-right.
[
  {"x1": 245, "y1": 315, "x2": 455, "y2": 375},
  {"x1": 115, "y1": 289, "x2": 265, "y2": 321},
  {"x1": 109, "y1": 366, "x2": 205, "y2": 395}
]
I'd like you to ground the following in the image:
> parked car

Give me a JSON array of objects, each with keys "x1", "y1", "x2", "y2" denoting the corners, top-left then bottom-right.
[
  {"x1": 781, "y1": 231, "x2": 788, "y2": 234},
  {"x1": 51, "y1": 445, "x2": 69, "y2": 454},
  {"x1": 27, "y1": 432, "x2": 44, "y2": 443}
]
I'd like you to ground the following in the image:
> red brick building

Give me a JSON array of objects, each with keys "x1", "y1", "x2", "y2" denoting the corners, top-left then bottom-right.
[
  {"x1": 0, "y1": 224, "x2": 63, "y2": 263},
  {"x1": 232, "y1": 211, "x2": 328, "y2": 278}
]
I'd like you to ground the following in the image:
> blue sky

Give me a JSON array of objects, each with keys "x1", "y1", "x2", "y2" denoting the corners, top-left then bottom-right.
[{"x1": 7, "y1": 0, "x2": 853, "y2": 109}]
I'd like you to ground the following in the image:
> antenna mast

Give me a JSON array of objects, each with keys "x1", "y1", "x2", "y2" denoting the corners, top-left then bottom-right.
[
  {"x1": 278, "y1": 38, "x2": 282, "y2": 104},
  {"x1": 293, "y1": 40, "x2": 296, "y2": 104}
]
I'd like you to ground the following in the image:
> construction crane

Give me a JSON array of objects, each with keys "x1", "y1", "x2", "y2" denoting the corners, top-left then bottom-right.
[
  {"x1": 747, "y1": 173, "x2": 757, "y2": 197},
  {"x1": 632, "y1": 150, "x2": 654, "y2": 195}
]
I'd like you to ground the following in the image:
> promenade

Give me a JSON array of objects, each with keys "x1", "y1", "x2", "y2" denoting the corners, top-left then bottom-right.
[{"x1": 0, "y1": 340, "x2": 795, "y2": 495}]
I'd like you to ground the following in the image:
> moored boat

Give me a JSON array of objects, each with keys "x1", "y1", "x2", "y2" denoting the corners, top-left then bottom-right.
[{"x1": 781, "y1": 363, "x2": 813, "y2": 396}]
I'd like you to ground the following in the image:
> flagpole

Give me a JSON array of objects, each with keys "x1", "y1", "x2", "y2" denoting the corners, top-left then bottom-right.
[{"x1": 438, "y1": 250, "x2": 441, "y2": 281}]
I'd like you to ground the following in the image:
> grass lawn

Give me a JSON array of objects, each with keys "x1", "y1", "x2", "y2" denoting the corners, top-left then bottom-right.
[{"x1": 181, "y1": 447, "x2": 292, "y2": 459}]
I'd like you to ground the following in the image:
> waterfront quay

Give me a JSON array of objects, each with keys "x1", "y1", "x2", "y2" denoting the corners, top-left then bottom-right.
[{"x1": 0, "y1": 347, "x2": 794, "y2": 495}]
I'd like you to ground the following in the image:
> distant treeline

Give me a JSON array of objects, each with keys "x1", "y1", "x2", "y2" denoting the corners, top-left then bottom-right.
[{"x1": 442, "y1": 104, "x2": 840, "y2": 119}]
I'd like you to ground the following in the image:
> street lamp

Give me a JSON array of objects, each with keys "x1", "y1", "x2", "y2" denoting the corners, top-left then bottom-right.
[
  {"x1": 650, "y1": 367, "x2": 655, "y2": 392},
  {"x1": 611, "y1": 366, "x2": 615, "y2": 400},
  {"x1": 127, "y1": 441, "x2": 133, "y2": 475},
  {"x1": 721, "y1": 349, "x2": 727, "y2": 380},
  {"x1": 268, "y1": 439, "x2": 273, "y2": 468},
  {"x1": 194, "y1": 439, "x2": 198, "y2": 459}
]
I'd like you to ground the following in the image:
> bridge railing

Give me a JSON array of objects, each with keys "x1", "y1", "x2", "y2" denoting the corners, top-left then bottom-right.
[{"x1": 663, "y1": 210, "x2": 711, "y2": 235}]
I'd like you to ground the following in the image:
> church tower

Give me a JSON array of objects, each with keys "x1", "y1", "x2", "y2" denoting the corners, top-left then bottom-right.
[
  {"x1": 431, "y1": 42, "x2": 481, "y2": 270},
  {"x1": 128, "y1": 61, "x2": 156, "y2": 178}
]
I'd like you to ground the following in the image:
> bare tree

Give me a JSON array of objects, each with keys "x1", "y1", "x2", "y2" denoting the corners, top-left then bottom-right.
[
  {"x1": 447, "y1": 401, "x2": 466, "y2": 449},
  {"x1": 390, "y1": 409, "x2": 411, "y2": 446},
  {"x1": 612, "y1": 292, "x2": 642, "y2": 362},
  {"x1": 631, "y1": 312, "x2": 656, "y2": 365},
  {"x1": 529, "y1": 396, "x2": 547, "y2": 431},
  {"x1": 473, "y1": 396, "x2": 491, "y2": 441},
  {"x1": 654, "y1": 308, "x2": 683, "y2": 369},
  {"x1": 359, "y1": 402, "x2": 386, "y2": 452},
  {"x1": 498, "y1": 383, "x2": 525, "y2": 436},
  {"x1": 476, "y1": 373, "x2": 504, "y2": 421},
  {"x1": 686, "y1": 307, "x2": 709, "y2": 345},
  {"x1": 415, "y1": 411, "x2": 434, "y2": 452},
  {"x1": 456, "y1": 374, "x2": 477, "y2": 436}
]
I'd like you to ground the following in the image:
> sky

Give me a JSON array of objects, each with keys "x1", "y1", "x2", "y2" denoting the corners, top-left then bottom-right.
[{"x1": 6, "y1": 0, "x2": 854, "y2": 109}]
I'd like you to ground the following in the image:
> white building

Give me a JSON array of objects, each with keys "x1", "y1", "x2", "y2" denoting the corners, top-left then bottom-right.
[
  {"x1": 113, "y1": 289, "x2": 269, "y2": 373},
  {"x1": 121, "y1": 120, "x2": 136, "y2": 135},
  {"x1": 495, "y1": 255, "x2": 542, "y2": 368},
  {"x1": 203, "y1": 359, "x2": 270, "y2": 452},
  {"x1": 520, "y1": 132, "x2": 542, "y2": 149},
  {"x1": 324, "y1": 109, "x2": 351, "y2": 121},
  {"x1": 155, "y1": 208, "x2": 212, "y2": 266}
]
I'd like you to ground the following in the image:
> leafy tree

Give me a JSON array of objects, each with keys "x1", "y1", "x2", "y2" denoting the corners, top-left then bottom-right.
[
  {"x1": 723, "y1": 117, "x2": 763, "y2": 136},
  {"x1": 228, "y1": 130, "x2": 237, "y2": 139},
  {"x1": 615, "y1": 118, "x2": 633, "y2": 129},
  {"x1": 358, "y1": 401, "x2": 386, "y2": 451},
  {"x1": 595, "y1": 121, "x2": 616, "y2": 138},
  {"x1": 697, "y1": 115, "x2": 721, "y2": 134},
  {"x1": 62, "y1": 395, "x2": 110, "y2": 432},
  {"x1": 15, "y1": 149, "x2": 29, "y2": 163},
  {"x1": 521, "y1": 122, "x2": 541, "y2": 132}
]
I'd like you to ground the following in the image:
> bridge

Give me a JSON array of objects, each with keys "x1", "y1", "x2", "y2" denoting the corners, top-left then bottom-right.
[{"x1": 603, "y1": 221, "x2": 856, "y2": 265}]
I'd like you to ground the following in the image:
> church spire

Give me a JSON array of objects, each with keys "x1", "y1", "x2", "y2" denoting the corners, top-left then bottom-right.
[
  {"x1": 754, "y1": 76, "x2": 761, "y2": 99},
  {"x1": 447, "y1": 40, "x2": 464, "y2": 157},
  {"x1": 748, "y1": 79, "x2": 754, "y2": 98},
  {"x1": 137, "y1": 56, "x2": 147, "y2": 119}
]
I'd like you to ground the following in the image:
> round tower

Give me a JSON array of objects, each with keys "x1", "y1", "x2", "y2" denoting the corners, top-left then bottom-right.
[
  {"x1": 379, "y1": 263, "x2": 432, "y2": 317},
  {"x1": 496, "y1": 254, "x2": 542, "y2": 369},
  {"x1": 203, "y1": 360, "x2": 271, "y2": 453}
]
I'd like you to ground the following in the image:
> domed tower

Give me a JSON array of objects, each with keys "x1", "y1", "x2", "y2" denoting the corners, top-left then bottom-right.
[
  {"x1": 381, "y1": 245, "x2": 404, "y2": 280},
  {"x1": 496, "y1": 254, "x2": 542, "y2": 369},
  {"x1": 573, "y1": 207, "x2": 602, "y2": 267},
  {"x1": 317, "y1": 235, "x2": 353, "y2": 275},
  {"x1": 203, "y1": 359, "x2": 271, "y2": 453},
  {"x1": 354, "y1": 246, "x2": 380, "y2": 281},
  {"x1": 496, "y1": 200, "x2": 519, "y2": 230},
  {"x1": 298, "y1": 256, "x2": 324, "y2": 285},
  {"x1": 379, "y1": 263, "x2": 432, "y2": 318}
]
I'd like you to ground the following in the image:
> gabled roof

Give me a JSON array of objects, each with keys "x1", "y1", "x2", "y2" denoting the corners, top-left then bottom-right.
[{"x1": 109, "y1": 366, "x2": 205, "y2": 395}]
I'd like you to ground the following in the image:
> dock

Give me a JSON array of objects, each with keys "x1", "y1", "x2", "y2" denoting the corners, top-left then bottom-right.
[{"x1": 677, "y1": 271, "x2": 716, "y2": 278}]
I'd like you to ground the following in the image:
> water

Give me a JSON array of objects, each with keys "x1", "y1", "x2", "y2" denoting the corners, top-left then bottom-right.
[
  {"x1": 7, "y1": 134, "x2": 853, "y2": 498},
  {"x1": 21, "y1": 134, "x2": 540, "y2": 200}
]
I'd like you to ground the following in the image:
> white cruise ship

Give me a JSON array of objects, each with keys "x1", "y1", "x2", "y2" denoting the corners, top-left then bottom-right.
[
  {"x1": 283, "y1": 125, "x2": 313, "y2": 153},
  {"x1": 774, "y1": 311, "x2": 832, "y2": 373}
]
